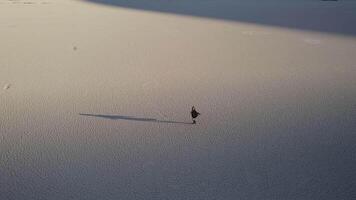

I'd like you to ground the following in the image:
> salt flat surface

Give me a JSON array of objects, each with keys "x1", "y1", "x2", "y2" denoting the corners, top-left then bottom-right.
[{"x1": 1, "y1": 0, "x2": 355, "y2": 199}]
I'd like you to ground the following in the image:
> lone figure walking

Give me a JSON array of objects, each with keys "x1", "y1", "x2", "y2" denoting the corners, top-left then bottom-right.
[{"x1": 191, "y1": 106, "x2": 200, "y2": 124}]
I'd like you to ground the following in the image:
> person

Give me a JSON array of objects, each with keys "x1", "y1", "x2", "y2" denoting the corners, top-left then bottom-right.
[{"x1": 191, "y1": 106, "x2": 200, "y2": 124}]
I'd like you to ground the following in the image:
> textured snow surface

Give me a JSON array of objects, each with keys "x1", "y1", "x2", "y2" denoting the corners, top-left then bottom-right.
[{"x1": 1, "y1": 0, "x2": 356, "y2": 199}]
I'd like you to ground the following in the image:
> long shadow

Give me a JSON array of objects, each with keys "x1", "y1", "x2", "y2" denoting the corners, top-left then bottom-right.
[
  {"x1": 79, "y1": 113, "x2": 192, "y2": 125},
  {"x1": 82, "y1": 0, "x2": 356, "y2": 36}
]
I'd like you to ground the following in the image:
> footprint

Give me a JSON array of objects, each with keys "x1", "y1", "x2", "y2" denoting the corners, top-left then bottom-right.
[
  {"x1": 142, "y1": 80, "x2": 159, "y2": 90},
  {"x1": 303, "y1": 38, "x2": 322, "y2": 45},
  {"x1": 3, "y1": 84, "x2": 11, "y2": 90},
  {"x1": 242, "y1": 30, "x2": 271, "y2": 36}
]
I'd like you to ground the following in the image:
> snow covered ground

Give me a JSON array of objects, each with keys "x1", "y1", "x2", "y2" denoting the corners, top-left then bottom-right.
[{"x1": 1, "y1": 0, "x2": 355, "y2": 199}]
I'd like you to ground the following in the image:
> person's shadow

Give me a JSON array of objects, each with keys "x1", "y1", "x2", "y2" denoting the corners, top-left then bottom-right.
[{"x1": 79, "y1": 113, "x2": 192, "y2": 125}]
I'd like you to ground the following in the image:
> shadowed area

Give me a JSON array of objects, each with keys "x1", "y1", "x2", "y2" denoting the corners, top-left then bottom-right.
[
  {"x1": 82, "y1": 0, "x2": 356, "y2": 36},
  {"x1": 79, "y1": 113, "x2": 192, "y2": 124}
]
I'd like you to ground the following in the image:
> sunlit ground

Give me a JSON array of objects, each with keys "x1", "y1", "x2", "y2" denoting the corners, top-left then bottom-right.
[{"x1": 0, "y1": 0, "x2": 355, "y2": 199}]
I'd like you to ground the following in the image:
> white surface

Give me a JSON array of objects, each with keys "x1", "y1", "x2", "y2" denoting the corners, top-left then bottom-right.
[{"x1": 1, "y1": 0, "x2": 355, "y2": 199}]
